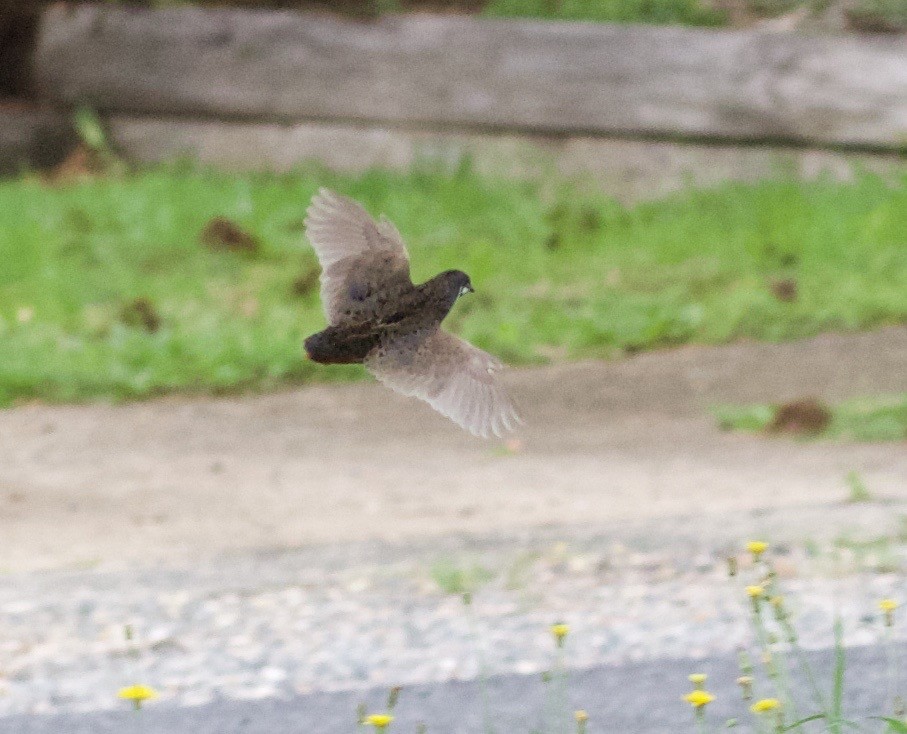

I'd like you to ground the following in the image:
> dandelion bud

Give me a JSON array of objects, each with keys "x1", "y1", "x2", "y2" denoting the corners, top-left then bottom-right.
[
  {"x1": 387, "y1": 686, "x2": 401, "y2": 710},
  {"x1": 746, "y1": 585, "x2": 764, "y2": 611}
]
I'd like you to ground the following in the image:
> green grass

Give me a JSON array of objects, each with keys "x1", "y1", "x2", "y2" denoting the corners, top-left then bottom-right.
[
  {"x1": 1, "y1": 165, "x2": 906, "y2": 406},
  {"x1": 482, "y1": 0, "x2": 725, "y2": 26},
  {"x1": 88, "y1": 0, "x2": 726, "y2": 26},
  {"x1": 66, "y1": 0, "x2": 907, "y2": 30},
  {"x1": 711, "y1": 394, "x2": 907, "y2": 442}
]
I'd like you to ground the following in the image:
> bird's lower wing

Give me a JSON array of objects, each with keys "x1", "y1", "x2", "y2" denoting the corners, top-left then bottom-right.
[{"x1": 365, "y1": 330, "x2": 521, "y2": 438}]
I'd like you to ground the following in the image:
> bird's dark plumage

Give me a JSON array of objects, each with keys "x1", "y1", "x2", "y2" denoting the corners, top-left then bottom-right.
[{"x1": 303, "y1": 188, "x2": 520, "y2": 438}]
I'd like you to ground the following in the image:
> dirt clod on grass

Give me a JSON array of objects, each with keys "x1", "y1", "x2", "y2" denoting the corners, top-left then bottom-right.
[
  {"x1": 120, "y1": 298, "x2": 161, "y2": 333},
  {"x1": 845, "y1": 4, "x2": 907, "y2": 32},
  {"x1": 770, "y1": 278, "x2": 798, "y2": 302},
  {"x1": 292, "y1": 266, "x2": 321, "y2": 296},
  {"x1": 199, "y1": 217, "x2": 260, "y2": 254},
  {"x1": 42, "y1": 144, "x2": 105, "y2": 185},
  {"x1": 768, "y1": 397, "x2": 832, "y2": 435}
]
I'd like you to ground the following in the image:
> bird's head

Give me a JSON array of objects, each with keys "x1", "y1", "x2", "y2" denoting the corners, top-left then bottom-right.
[{"x1": 445, "y1": 269, "x2": 474, "y2": 299}]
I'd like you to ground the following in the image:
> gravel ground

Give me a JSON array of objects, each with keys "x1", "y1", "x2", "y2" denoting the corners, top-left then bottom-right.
[{"x1": 2, "y1": 535, "x2": 905, "y2": 719}]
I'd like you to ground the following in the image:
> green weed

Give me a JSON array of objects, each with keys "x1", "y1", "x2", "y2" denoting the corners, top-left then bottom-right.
[{"x1": 845, "y1": 471, "x2": 873, "y2": 504}]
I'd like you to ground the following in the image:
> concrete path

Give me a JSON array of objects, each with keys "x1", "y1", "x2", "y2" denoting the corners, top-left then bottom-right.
[{"x1": 0, "y1": 328, "x2": 905, "y2": 573}]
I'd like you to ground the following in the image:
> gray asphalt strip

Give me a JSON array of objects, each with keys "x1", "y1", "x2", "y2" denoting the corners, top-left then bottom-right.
[{"x1": 3, "y1": 643, "x2": 902, "y2": 734}]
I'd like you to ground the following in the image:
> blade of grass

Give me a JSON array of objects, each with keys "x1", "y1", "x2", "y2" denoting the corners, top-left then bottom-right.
[
  {"x1": 830, "y1": 617, "x2": 846, "y2": 734},
  {"x1": 871, "y1": 718, "x2": 907, "y2": 733},
  {"x1": 783, "y1": 713, "x2": 826, "y2": 730}
]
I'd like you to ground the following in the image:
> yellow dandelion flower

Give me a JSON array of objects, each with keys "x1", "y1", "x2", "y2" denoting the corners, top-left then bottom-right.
[
  {"x1": 117, "y1": 685, "x2": 158, "y2": 709},
  {"x1": 751, "y1": 698, "x2": 781, "y2": 714},
  {"x1": 683, "y1": 690, "x2": 715, "y2": 708},
  {"x1": 364, "y1": 713, "x2": 394, "y2": 729},
  {"x1": 880, "y1": 599, "x2": 898, "y2": 627},
  {"x1": 118, "y1": 685, "x2": 157, "y2": 701},
  {"x1": 551, "y1": 623, "x2": 570, "y2": 646},
  {"x1": 746, "y1": 585, "x2": 764, "y2": 599},
  {"x1": 574, "y1": 710, "x2": 589, "y2": 722},
  {"x1": 688, "y1": 673, "x2": 707, "y2": 684},
  {"x1": 746, "y1": 541, "x2": 769, "y2": 559}
]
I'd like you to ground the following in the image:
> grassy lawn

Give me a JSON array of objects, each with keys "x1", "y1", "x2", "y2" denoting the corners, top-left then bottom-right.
[
  {"x1": 482, "y1": 0, "x2": 724, "y2": 26},
  {"x1": 90, "y1": 0, "x2": 907, "y2": 30},
  {"x1": 712, "y1": 394, "x2": 907, "y2": 442},
  {"x1": 481, "y1": 0, "x2": 907, "y2": 29},
  {"x1": 0, "y1": 165, "x2": 905, "y2": 406}
]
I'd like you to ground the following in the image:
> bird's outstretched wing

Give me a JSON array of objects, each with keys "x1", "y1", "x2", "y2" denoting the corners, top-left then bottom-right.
[
  {"x1": 304, "y1": 188, "x2": 411, "y2": 325},
  {"x1": 365, "y1": 329, "x2": 521, "y2": 438}
]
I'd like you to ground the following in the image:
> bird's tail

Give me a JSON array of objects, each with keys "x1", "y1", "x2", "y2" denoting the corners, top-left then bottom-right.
[{"x1": 304, "y1": 327, "x2": 379, "y2": 365}]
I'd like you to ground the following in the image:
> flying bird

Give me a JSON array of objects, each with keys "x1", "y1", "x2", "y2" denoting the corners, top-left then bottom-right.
[{"x1": 302, "y1": 188, "x2": 520, "y2": 438}]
